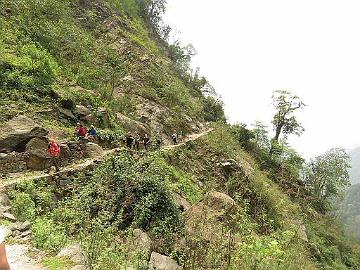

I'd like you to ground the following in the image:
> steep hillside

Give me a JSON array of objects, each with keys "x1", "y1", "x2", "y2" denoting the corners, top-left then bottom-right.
[
  {"x1": 349, "y1": 147, "x2": 360, "y2": 184},
  {"x1": 339, "y1": 184, "x2": 360, "y2": 241},
  {"x1": 1, "y1": 1, "x2": 360, "y2": 270},
  {"x1": 0, "y1": 0, "x2": 213, "y2": 142}
]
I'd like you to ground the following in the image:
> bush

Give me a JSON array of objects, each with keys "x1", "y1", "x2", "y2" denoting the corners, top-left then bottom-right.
[
  {"x1": 9, "y1": 192, "x2": 36, "y2": 222},
  {"x1": 32, "y1": 218, "x2": 66, "y2": 253}
]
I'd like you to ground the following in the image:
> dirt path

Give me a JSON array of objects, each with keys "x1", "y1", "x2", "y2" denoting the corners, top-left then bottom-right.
[
  {"x1": 164, "y1": 128, "x2": 213, "y2": 150},
  {"x1": 1, "y1": 129, "x2": 213, "y2": 269},
  {"x1": 7, "y1": 244, "x2": 46, "y2": 270},
  {"x1": 1, "y1": 129, "x2": 213, "y2": 189}
]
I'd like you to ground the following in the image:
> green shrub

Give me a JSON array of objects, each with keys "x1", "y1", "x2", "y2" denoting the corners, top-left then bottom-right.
[
  {"x1": 32, "y1": 218, "x2": 66, "y2": 253},
  {"x1": 9, "y1": 192, "x2": 36, "y2": 222}
]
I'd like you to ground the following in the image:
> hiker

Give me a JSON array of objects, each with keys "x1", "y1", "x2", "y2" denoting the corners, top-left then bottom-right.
[
  {"x1": 0, "y1": 228, "x2": 10, "y2": 270},
  {"x1": 134, "y1": 132, "x2": 141, "y2": 151},
  {"x1": 87, "y1": 125, "x2": 97, "y2": 140},
  {"x1": 156, "y1": 132, "x2": 162, "y2": 150},
  {"x1": 75, "y1": 123, "x2": 87, "y2": 139},
  {"x1": 126, "y1": 131, "x2": 134, "y2": 149},
  {"x1": 171, "y1": 129, "x2": 178, "y2": 145},
  {"x1": 143, "y1": 134, "x2": 150, "y2": 151},
  {"x1": 47, "y1": 139, "x2": 60, "y2": 172}
]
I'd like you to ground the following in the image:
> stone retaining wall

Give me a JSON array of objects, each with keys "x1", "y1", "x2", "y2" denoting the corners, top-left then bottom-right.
[{"x1": 0, "y1": 152, "x2": 28, "y2": 175}]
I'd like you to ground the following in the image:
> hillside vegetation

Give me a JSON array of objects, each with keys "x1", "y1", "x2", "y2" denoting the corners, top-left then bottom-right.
[{"x1": 0, "y1": 1, "x2": 359, "y2": 270}]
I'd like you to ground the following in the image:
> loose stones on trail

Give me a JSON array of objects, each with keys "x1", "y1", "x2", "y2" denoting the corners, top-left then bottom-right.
[{"x1": 0, "y1": 116, "x2": 48, "y2": 153}]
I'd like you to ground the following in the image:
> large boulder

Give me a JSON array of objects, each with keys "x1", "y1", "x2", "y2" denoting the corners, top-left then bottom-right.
[
  {"x1": 0, "y1": 116, "x2": 48, "y2": 152},
  {"x1": 172, "y1": 193, "x2": 191, "y2": 212},
  {"x1": 83, "y1": 142, "x2": 103, "y2": 159},
  {"x1": 57, "y1": 244, "x2": 88, "y2": 266},
  {"x1": 25, "y1": 137, "x2": 50, "y2": 170},
  {"x1": 116, "y1": 113, "x2": 148, "y2": 134},
  {"x1": 129, "y1": 229, "x2": 152, "y2": 257},
  {"x1": 75, "y1": 105, "x2": 91, "y2": 117},
  {"x1": 185, "y1": 192, "x2": 236, "y2": 240},
  {"x1": 148, "y1": 252, "x2": 182, "y2": 270},
  {"x1": 26, "y1": 138, "x2": 71, "y2": 170}
]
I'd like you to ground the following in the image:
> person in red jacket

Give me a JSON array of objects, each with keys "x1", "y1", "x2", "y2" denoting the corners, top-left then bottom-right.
[
  {"x1": 47, "y1": 139, "x2": 60, "y2": 172},
  {"x1": 75, "y1": 123, "x2": 87, "y2": 139}
]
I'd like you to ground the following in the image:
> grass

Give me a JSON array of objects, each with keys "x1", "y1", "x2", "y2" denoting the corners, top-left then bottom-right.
[{"x1": 42, "y1": 256, "x2": 75, "y2": 270}]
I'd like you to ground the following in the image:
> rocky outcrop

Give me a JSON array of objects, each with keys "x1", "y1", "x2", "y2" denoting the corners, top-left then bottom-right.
[
  {"x1": 0, "y1": 116, "x2": 48, "y2": 152},
  {"x1": 116, "y1": 113, "x2": 148, "y2": 134},
  {"x1": 25, "y1": 137, "x2": 50, "y2": 170},
  {"x1": 291, "y1": 219, "x2": 309, "y2": 242},
  {"x1": 75, "y1": 105, "x2": 91, "y2": 117},
  {"x1": 148, "y1": 252, "x2": 182, "y2": 270},
  {"x1": 57, "y1": 244, "x2": 88, "y2": 269},
  {"x1": 129, "y1": 229, "x2": 152, "y2": 257},
  {"x1": 184, "y1": 191, "x2": 237, "y2": 250},
  {"x1": 172, "y1": 193, "x2": 191, "y2": 212},
  {"x1": 83, "y1": 142, "x2": 103, "y2": 159}
]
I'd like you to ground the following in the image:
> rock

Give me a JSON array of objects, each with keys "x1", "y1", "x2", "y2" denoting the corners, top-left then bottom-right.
[
  {"x1": 115, "y1": 113, "x2": 148, "y2": 134},
  {"x1": 60, "y1": 98, "x2": 75, "y2": 110},
  {"x1": 0, "y1": 193, "x2": 9, "y2": 207},
  {"x1": 3, "y1": 212, "x2": 16, "y2": 221},
  {"x1": 58, "y1": 143, "x2": 71, "y2": 163},
  {"x1": 291, "y1": 219, "x2": 309, "y2": 242},
  {"x1": 148, "y1": 252, "x2": 182, "y2": 270},
  {"x1": 97, "y1": 107, "x2": 110, "y2": 128},
  {"x1": 220, "y1": 159, "x2": 240, "y2": 174},
  {"x1": 122, "y1": 75, "x2": 134, "y2": 82},
  {"x1": 59, "y1": 108, "x2": 75, "y2": 120},
  {"x1": 57, "y1": 244, "x2": 88, "y2": 266},
  {"x1": 0, "y1": 153, "x2": 8, "y2": 159},
  {"x1": 70, "y1": 266, "x2": 88, "y2": 270},
  {"x1": 184, "y1": 192, "x2": 237, "y2": 247},
  {"x1": 83, "y1": 143, "x2": 103, "y2": 159},
  {"x1": 172, "y1": 193, "x2": 191, "y2": 212},
  {"x1": 201, "y1": 191, "x2": 236, "y2": 213},
  {"x1": 1, "y1": 227, "x2": 12, "y2": 239},
  {"x1": 129, "y1": 229, "x2": 152, "y2": 256},
  {"x1": 0, "y1": 206, "x2": 10, "y2": 215},
  {"x1": 18, "y1": 221, "x2": 31, "y2": 232},
  {"x1": 25, "y1": 137, "x2": 50, "y2": 170},
  {"x1": 75, "y1": 105, "x2": 91, "y2": 116},
  {"x1": 21, "y1": 230, "x2": 32, "y2": 237},
  {"x1": 0, "y1": 116, "x2": 49, "y2": 152}
]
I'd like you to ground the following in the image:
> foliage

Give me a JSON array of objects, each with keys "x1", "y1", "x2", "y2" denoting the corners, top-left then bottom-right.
[
  {"x1": 32, "y1": 218, "x2": 67, "y2": 253},
  {"x1": 338, "y1": 184, "x2": 360, "y2": 241},
  {"x1": 270, "y1": 90, "x2": 305, "y2": 155},
  {"x1": 203, "y1": 96, "x2": 226, "y2": 122},
  {"x1": 8, "y1": 192, "x2": 36, "y2": 222},
  {"x1": 42, "y1": 256, "x2": 74, "y2": 270},
  {"x1": 305, "y1": 148, "x2": 351, "y2": 212}
]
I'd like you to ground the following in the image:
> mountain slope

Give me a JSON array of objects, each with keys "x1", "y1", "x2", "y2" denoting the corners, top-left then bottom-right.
[
  {"x1": 349, "y1": 147, "x2": 360, "y2": 184},
  {"x1": 0, "y1": 1, "x2": 359, "y2": 270}
]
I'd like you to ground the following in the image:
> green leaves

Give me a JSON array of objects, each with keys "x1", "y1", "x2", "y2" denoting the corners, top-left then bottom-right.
[{"x1": 306, "y1": 148, "x2": 351, "y2": 212}]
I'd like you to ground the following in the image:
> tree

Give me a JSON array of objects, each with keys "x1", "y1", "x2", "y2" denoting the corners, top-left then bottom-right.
[
  {"x1": 271, "y1": 90, "x2": 306, "y2": 141},
  {"x1": 137, "y1": 0, "x2": 167, "y2": 26},
  {"x1": 203, "y1": 96, "x2": 226, "y2": 123},
  {"x1": 251, "y1": 121, "x2": 270, "y2": 150},
  {"x1": 270, "y1": 90, "x2": 306, "y2": 156},
  {"x1": 305, "y1": 148, "x2": 351, "y2": 212}
]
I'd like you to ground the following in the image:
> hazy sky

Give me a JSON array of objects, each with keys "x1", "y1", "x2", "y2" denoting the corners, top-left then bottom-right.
[{"x1": 164, "y1": 0, "x2": 360, "y2": 159}]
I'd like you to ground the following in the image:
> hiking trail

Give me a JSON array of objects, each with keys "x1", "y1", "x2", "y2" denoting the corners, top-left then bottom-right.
[{"x1": 1, "y1": 129, "x2": 213, "y2": 270}]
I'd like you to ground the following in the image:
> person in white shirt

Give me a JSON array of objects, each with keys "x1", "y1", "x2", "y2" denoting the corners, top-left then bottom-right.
[{"x1": 0, "y1": 229, "x2": 10, "y2": 270}]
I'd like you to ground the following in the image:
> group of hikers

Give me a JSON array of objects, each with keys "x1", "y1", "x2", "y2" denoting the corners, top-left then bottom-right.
[
  {"x1": 46, "y1": 123, "x2": 181, "y2": 173},
  {"x1": 123, "y1": 129, "x2": 179, "y2": 151},
  {"x1": 74, "y1": 122, "x2": 97, "y2": 140}
]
